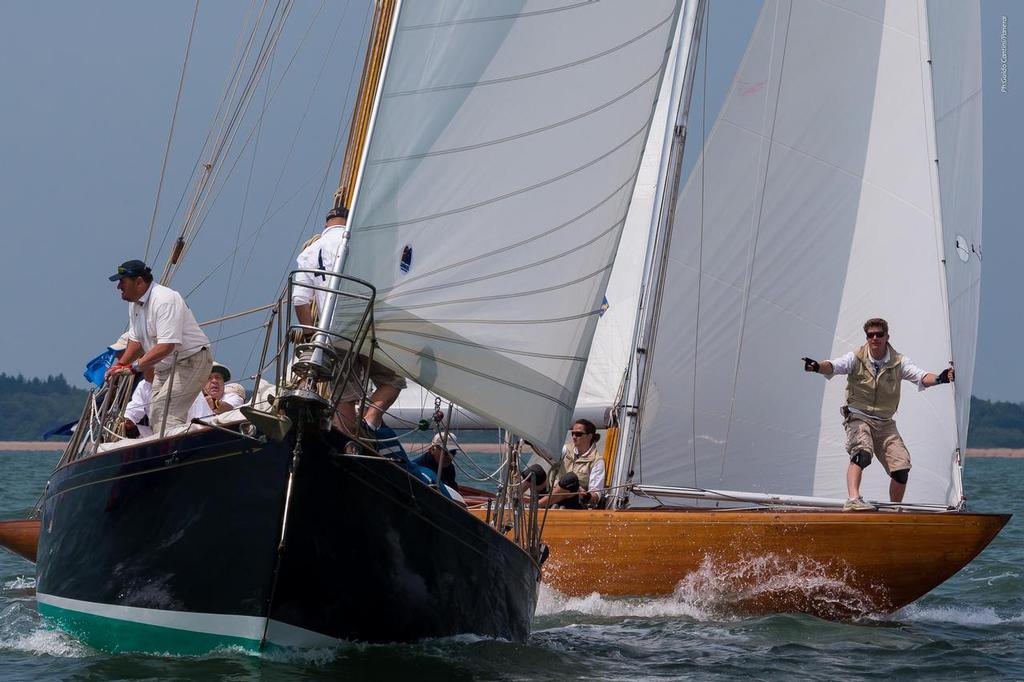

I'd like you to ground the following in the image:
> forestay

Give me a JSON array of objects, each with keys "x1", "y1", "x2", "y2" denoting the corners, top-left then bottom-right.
[
  {"x1": 631, "y1": 0, "x2": 981, "y2": 508},
  {"x1": 334, "y1": 0, "x2": 682, "y2": 454}
]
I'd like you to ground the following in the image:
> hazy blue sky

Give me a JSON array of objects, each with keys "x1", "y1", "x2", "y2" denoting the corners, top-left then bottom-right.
[{"x1": 0, "y1": 1, "x2": 1020, "y2": 401}]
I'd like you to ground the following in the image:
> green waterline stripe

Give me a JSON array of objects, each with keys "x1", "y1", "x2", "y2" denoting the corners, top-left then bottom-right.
[
  {"x1": 37, "y1": 601, "x2": 261, "y2": 655},
  {"x1": 37, "y1": 592, "x2": 340, "y2": 653}
]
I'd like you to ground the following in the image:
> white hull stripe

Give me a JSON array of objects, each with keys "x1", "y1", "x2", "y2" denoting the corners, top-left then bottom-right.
[{"x1": 37, "y1": 592, "x2": 339, "y2": 648}]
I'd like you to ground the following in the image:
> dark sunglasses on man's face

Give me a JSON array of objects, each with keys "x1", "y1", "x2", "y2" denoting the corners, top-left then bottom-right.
[
  {"x1": 571, "y1": 431, "x2": 587, "y2": 437},
  {"x1": 866, "y1": 331, "x2": 886, "y2": 339}
]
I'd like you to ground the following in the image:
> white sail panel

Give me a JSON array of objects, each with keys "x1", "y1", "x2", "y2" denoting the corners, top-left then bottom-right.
[
  {"x1": 634, "y1": 0, "x2": 969, "y2": 507},
  {"x1": 337, "y1": 0, "x2": 681, "y2": 453},
  {"x1": 576, "y1": 16, "x2": 685, "y2": 415},
  {"x1": 926, "y1": 0, "x2": 983, "y2": 460}
]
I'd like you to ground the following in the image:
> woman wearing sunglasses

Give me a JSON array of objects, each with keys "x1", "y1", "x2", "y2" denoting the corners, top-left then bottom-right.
[{"x1": 539, "y1": 418, "x2": 606, "y2": 509}]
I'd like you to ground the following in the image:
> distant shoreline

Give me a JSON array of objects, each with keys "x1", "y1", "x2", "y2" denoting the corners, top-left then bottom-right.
[
  {"x1": 1, "y1": 441, "x2": 1024, "y2": 459},
  {"x1": 0, "y1": 441, "x2": 65, "y2": 451}
]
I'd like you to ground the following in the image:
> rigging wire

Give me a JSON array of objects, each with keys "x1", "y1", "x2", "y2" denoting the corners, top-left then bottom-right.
[
  {"x1": 160, "y1": 0, "x2": 294, "y2": 284},
  {"x1": 219, "y1": 46, "x2": 272, "y2": 343},
  {"x1": 691, "y1": 2, "x2": 710, "y2": 488},
  {"x1": 145, "y1": 0, "x2": 200, "y2": 265},
  {"x1": 153, "y1": 0, "x2": 272, "y2": 267},
  {"x1": 239, "y1": 0, "x2": 372, "y2": 380}
]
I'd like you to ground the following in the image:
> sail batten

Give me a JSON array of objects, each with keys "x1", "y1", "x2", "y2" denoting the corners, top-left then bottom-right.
[{"x1": 335, "y1": 0, "x2": 682, "y2": 453}]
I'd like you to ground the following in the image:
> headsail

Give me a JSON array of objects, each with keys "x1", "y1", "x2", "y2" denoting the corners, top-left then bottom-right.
[
  {"x1": 333, "y1": 0, "x2": 682, "y2": 454},
  {"x1": 631, "y1": 0, "x2": 981, "y2": 507}
]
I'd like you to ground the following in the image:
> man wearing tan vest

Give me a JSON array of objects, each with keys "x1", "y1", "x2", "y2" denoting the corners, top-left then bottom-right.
[{"x1": 802, "y1": 318, "x2": 954, "y2": 511}]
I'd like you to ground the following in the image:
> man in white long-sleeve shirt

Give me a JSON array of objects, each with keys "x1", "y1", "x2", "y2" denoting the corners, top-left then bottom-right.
[
  {"x1": 292, "y1": 206, "x2": 406, "y2": 437},
  {"x1": 802, "y1": 317, "x2": 954, "y2": 510}
]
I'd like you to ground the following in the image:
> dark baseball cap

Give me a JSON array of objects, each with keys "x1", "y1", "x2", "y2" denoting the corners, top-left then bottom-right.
[
  {"x1": 109, "y1": 260, "x2": 152, "y2": 282},
  {"x1": 326, "y1": 205, "x2": 349, "y2": 221}
]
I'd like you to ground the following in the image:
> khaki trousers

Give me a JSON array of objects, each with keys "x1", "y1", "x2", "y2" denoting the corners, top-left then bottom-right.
[
  {"x1": 844, "y1": 414, "x2": 912, "y2": 473},
  {"x1": 151, "y1": 347, "x2": 212, "y2": 432}
]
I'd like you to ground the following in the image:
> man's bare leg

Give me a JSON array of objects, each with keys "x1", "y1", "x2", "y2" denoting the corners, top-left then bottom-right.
[
  {"x1": 847, "y1": 462, "x2": 863, "y2": 499},
  {"x1": 362, "y1": 384, "x2": 401, "y2": 430},
  {"x1": 889, "y1": 479, "x2": 906, "y2": 503}
]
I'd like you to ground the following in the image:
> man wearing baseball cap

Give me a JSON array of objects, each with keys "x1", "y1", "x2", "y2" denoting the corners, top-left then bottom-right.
[{"x1": 105, "y1": 259, "x2": 212, "y2": 432}]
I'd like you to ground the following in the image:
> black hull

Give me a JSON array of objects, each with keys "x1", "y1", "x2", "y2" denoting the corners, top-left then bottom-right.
[{"x1": 36, "y1": 426, "x2": 539, "y2": 651}]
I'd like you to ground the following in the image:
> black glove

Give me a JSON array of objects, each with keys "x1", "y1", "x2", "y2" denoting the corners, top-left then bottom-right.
[
  {"x1": 802, "y1": 357, "x2": 820, "y2": 373},
  {"x1": 936, "y1": 368, "x2": 954, "y2": 384}
]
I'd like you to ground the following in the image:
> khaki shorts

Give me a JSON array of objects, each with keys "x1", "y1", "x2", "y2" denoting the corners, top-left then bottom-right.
[
  {"x1": 338, "y1": 355, "x2": 407, "y2": 402},
  {"x1": 844, "y1": 413, "x2": 912, "y2": 473}
]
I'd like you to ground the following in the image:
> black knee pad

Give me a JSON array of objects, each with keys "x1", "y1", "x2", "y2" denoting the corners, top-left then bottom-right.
[
  {"x1": 890, "y1": 469, "x2": 909, "y2": 485},
  {"x1": 850, "y1": 450, "x2": 872, "y2": 469}
]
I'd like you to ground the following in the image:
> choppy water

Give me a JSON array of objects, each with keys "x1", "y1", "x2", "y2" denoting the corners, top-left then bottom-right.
[{"x1": 1, "y1": 450, "x2": 1021, "y2": 681}]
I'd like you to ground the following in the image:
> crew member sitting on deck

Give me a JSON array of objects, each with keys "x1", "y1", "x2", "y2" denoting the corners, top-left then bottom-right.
[
  {"x1": 121, "y1": 363, "x2": 245, "y2": 438},
  {"x1": 539, "y1": 419, "x2": 605, "y2": 509},
  {"x1": 198, "y1": 362, "x2": 246, "y2": 417},
  {"x1": 412, "y1": 432, "x2": 460, "y2": 492}
]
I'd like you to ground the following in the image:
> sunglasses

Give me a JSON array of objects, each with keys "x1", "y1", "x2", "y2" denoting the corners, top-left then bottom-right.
[
  {"x1": 866, "y1": 331, "x2": 886, "y2": 339},
  {"x1": 570, "y1": 431, "x2": 588, "y2": 437}
]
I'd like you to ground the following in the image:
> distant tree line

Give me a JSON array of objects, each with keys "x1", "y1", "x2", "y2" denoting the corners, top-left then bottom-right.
[
  {"x1": 0, "y1": 373, "x2": 1022, "y2": 446},
  {"x1": 0, "y1": 373, "x2": 89, "y2": 441},
  {"x1": 967, "y1": 396, "x2": 1024, "y2": 448}
]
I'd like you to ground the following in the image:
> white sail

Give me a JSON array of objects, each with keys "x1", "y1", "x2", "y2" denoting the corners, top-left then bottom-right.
[
  {"x1": 334, "y1": 0, "x2": 682, "y2": 454},
  {"x1": 631, "y1": 0, "x2": 980, "y2": 507},
  {"x1": 927, "y1": 0, "x2": 983, "y2": 460},
  {"x1": 575, "y1": 12, "x2": 687, "y2": 415}
]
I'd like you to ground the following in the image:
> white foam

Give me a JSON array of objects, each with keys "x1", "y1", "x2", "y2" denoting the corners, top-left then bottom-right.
[
  {"x1": 0, "y1": 625, "x2": 93, "y2": 657},
  {"x1": 899, "y1": 604, "x2": 1024, "y2": 626},
  {"x1": 966, "y1": 571, "x2": 1020, "y2": 586},
  {"x1": 2, "y1": 576, "x2": 36, "y2": 591},
  {"x1": 539, "y1": 552, "x2": 879, "y2": 621},
  {"x1": 536, "y1": 584, "x2": 710, "y2": 620}
]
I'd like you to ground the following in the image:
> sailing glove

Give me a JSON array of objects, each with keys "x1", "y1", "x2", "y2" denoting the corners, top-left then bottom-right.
[
  {"x1": 802, "y1": 357, "x2": 820, "y2": 373},
  {"x1": 936, "y1": 368, "x2": 954, "y2": 384}
]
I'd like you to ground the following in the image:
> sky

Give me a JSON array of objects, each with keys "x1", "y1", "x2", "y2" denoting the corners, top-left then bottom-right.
[{"x1": 0, "y1": 1, "x2": 1021, "y2": 402}]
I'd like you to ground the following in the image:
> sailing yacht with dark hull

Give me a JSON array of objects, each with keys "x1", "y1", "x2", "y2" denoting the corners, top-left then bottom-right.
[
  {"x1": 4, "y1": 0, "x2": 685, "y2": 653},
  {"x1": 35, "y1": 424, "x2": 539, "y2": 651}
]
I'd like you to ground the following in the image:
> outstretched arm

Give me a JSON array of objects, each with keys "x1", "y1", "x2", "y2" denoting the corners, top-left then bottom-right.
[
  {"x1": 922, "y1": 367, "x2": 954, "y2": 387},
  {"x1": 802, "y1": 357, "x2": 834, "y2": 375}
]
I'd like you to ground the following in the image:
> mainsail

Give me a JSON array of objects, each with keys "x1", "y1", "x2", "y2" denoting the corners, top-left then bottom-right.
[
  {"x1": 626, "y1": 0, "x2": 982, "y2": 508},
  {"x1": 333, "y1": 0, "x2": 682, "y2": 454}
]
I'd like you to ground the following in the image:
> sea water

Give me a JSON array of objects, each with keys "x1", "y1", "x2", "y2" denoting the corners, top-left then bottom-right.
[{"x1": 1, "y1": 450, "x2": 1021, "y2": 681}]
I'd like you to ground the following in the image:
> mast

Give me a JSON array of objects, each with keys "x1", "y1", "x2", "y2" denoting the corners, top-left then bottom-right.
[
  {"x1": 609, "y1": 0, "x2": 707, "y2": 509},
  {"x1": 333, "y1": 0, "x2": 398, "y2": 212}
]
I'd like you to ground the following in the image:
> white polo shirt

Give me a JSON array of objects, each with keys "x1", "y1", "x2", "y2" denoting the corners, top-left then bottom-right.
[
  {"x1": 292, "y1": 224, "x2": 347, "y2": 312},
  {"x1": 128, "y1": 283, "x2": 209, "y2": 370}
]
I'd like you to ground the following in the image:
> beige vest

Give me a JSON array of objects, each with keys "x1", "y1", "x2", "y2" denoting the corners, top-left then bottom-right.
[
  {"x1": 563, "y1": 444, "x2": 600, "y2": 486},
  {"x1": 845, "y1": 343, "x2": 904, "y2": 419}
]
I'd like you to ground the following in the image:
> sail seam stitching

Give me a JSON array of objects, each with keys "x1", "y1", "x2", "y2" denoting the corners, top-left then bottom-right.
[{"x1": 383, "y1": 10, "x2": 675, "y2": 98}]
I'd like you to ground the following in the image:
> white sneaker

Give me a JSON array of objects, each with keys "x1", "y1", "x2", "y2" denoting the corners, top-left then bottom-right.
[{"x1": 843, "y1": 496, "x2": 876, "y2": 511}]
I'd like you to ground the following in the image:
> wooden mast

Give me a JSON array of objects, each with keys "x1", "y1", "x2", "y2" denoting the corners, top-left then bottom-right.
[{"x1": 333, "y1": 0, "x2": 397, "y2": 211}]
